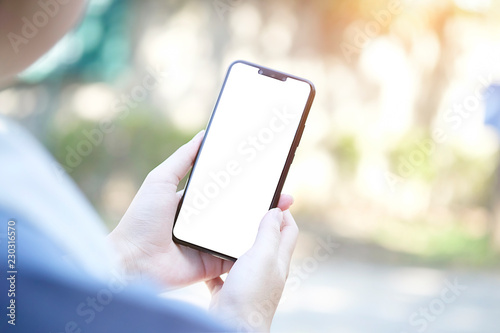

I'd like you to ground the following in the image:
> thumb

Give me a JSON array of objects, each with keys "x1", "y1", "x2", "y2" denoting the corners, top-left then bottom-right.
[
  {"x1": 146, "y1": 130, "x2": 204, "y2": 186},
  {"x1": 251, "y1": 208, "x2": 283, "y2": 255}
]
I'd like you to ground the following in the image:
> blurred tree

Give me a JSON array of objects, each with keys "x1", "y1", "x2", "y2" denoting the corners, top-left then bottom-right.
[{"x1": 484, "y1": 84, "x2": 500, "y2": 251}]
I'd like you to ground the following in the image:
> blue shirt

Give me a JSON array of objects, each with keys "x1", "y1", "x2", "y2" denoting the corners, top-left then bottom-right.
[{"x1": 0, "y1": 117, "x2": 230, "y2": 332}]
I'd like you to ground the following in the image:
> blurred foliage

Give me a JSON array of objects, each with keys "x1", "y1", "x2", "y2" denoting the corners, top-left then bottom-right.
[
  {"x1": 47, "y1": 111, "x2": 195, "y2": 225},
  {"x1": 329, "y1": 135, "x2": 360, "y2": 179},
  {"x1": 388, "y1": 130, "x2": 437, "y2": 182},
  {"x1": 375, "y1": 219, "x2": 497, "y2": 266}
]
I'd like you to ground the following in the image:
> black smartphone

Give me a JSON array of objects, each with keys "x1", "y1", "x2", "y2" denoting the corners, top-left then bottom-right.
[{"x1": 172, "y1": 60, "x2": 315, "y2": 261}]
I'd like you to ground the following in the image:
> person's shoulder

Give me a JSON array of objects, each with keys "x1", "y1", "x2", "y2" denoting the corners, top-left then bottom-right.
[{"x1": 0, "y1": 115, "x2": 113, "y2": 277}]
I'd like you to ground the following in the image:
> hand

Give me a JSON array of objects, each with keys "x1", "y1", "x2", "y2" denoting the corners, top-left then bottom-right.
[
  {"x1": 108, "y1": 131, "x2": 294, "y2": 290},
  {"x1": 206, "y1": 208, "x2": 299, "y2": 332}
]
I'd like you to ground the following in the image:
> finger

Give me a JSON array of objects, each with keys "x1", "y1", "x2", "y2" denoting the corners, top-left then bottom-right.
[
  {"x1": 176, "y1": 189, "x2": 185, "y2": 199},
  {"x1": 148, "y1": 130, "x2": 204, "y2": 186},
  {"x1": 222, "y1": 258, "x2": 234, "y2": 273},
  {"x1": 277, "y1": 194, "x2": 294, "y2": 211},
  {"x1": 278, "y1": 210, "x2": 299, "y2": 270},
  {"x1": 205, "y1": 276, "x2": 224, "y2": 296},
  {"x1": 200, "y1": 251, "x2": 235, "y2": 276},
  {"x1": 251, "y1": 208, "x2": 283, "y2": 255}
]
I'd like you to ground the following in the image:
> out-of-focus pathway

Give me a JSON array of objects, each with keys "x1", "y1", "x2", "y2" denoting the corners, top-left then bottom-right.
[{"x1": 165, "y1": 258, "x2": 500, "y2": 332}]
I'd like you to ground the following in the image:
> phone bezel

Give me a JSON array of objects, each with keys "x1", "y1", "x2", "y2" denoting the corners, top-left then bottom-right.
[{"x1": 172, "y1": 60, "x2": 316, "y2": 262}]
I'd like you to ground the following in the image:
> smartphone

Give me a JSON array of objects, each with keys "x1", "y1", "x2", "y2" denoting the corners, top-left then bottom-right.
[{"x1": 172, "y1": 60, "x2": 315, "y2": 261}]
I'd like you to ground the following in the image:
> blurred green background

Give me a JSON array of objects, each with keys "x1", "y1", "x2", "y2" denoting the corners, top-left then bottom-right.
[{"x1": 2, "y1": 0, "x2": 500, "y2": 331}]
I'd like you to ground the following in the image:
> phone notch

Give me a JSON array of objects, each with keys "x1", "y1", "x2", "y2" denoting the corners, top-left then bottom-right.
[{"x1": 258, "y1": 68, "x2": 287, "y2": 82}]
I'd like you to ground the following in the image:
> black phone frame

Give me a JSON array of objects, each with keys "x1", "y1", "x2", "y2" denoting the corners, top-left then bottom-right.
[{"x1": 172, "y1": 60, "x2": 316, "y2": 262}]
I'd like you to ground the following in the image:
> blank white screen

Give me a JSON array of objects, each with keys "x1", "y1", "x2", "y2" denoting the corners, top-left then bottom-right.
[{"x1": 173, "y1": 62, "x2": 312, "y2": 259}]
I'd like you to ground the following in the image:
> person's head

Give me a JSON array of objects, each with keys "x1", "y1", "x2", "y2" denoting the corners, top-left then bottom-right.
[{"x1": 0, "y1": 0, "x2": 87, "y2": 85}]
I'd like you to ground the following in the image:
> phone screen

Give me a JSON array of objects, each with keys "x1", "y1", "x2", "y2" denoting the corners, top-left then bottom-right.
[{"x1": 173, "y1": 61, "x2": 314, "y2": 260}]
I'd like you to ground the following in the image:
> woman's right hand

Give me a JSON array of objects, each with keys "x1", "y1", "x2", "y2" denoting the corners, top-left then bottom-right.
[{"x1": 206, "y1": 207, "x2": 299, "y2": 332}]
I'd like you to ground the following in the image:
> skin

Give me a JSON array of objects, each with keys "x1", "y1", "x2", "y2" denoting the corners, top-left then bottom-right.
[
  {"x1": 1, "y1": 1, "x2": 300, "y2": 331},
  {"x1": 0, "y1": 0, "x2": 87, "y2": 82},
  {"x1": 207, "y1": 209, "x2": 298, "y2": 332},
  {"x1": 108, "y1": 131, "x2": 299, "y2": 331}
]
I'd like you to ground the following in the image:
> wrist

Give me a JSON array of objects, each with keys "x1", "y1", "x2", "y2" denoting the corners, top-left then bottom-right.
[
  {"x1": 107, "y1": 227, "x2": 142, "y2": 279},
  {"x1": 209, "y1": 300, "x2": 271, "y2": 333}
]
